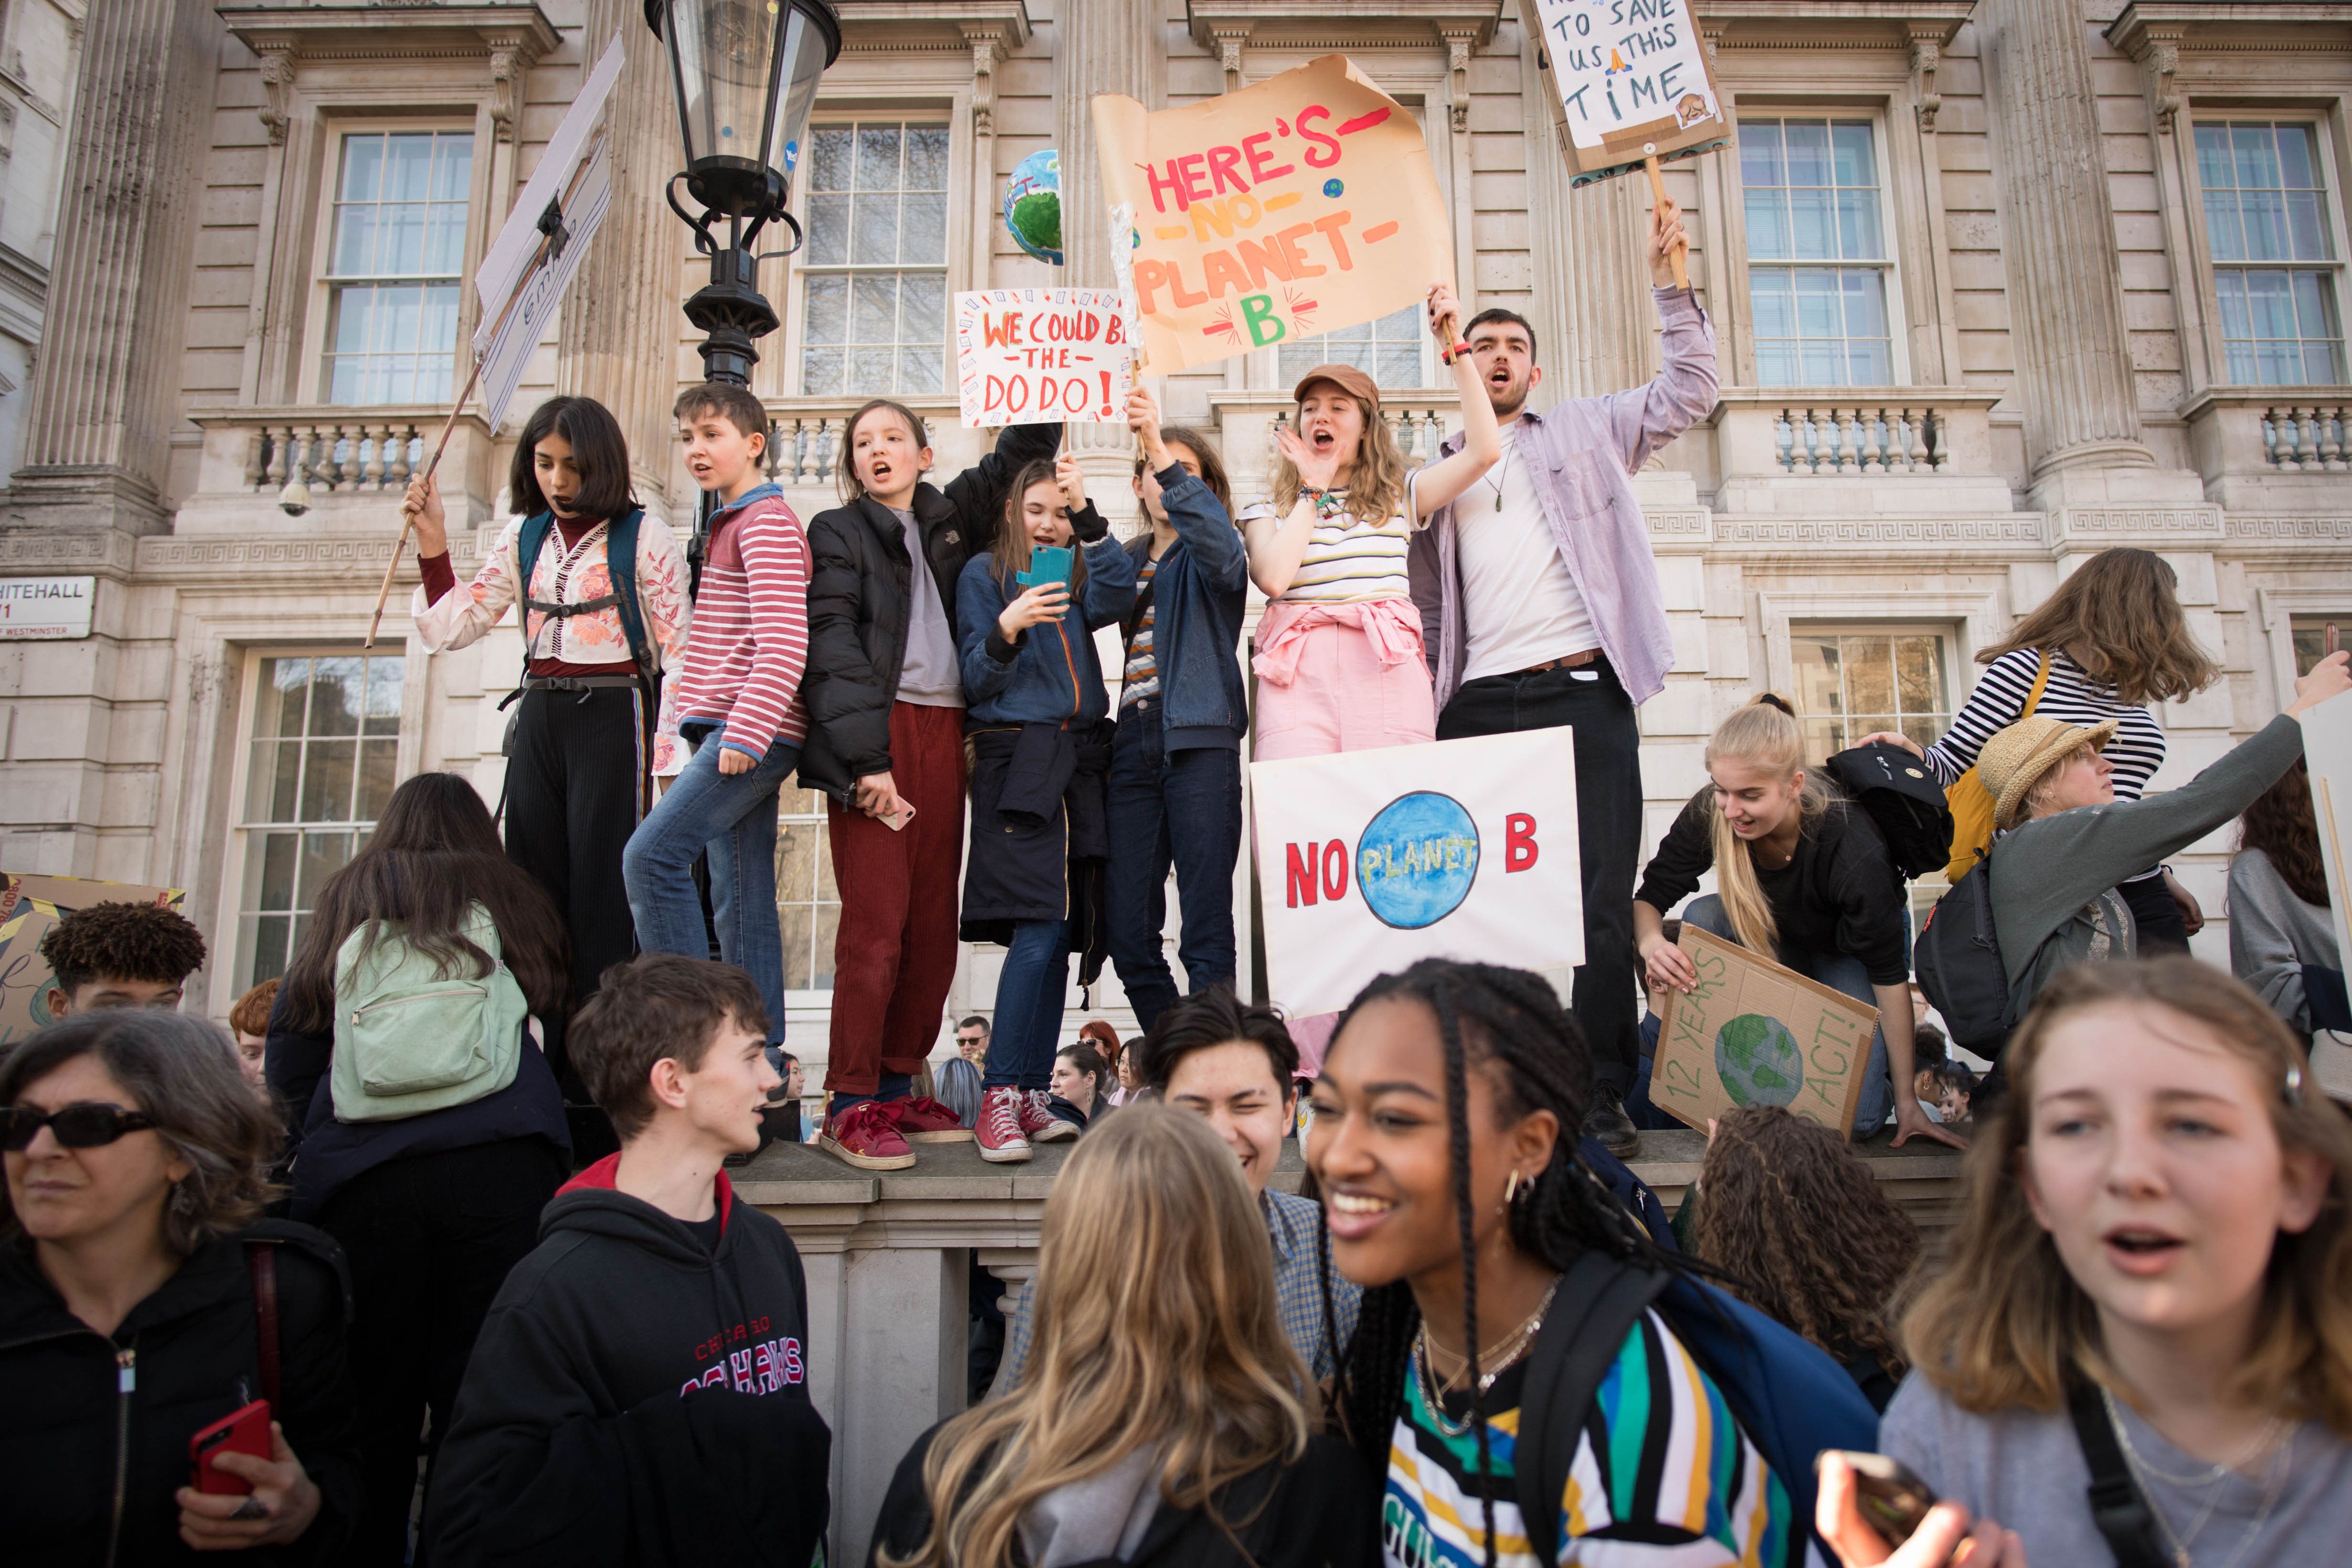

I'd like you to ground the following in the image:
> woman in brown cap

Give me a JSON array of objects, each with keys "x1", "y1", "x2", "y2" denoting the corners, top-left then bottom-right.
[
  {"x1": 1978, "y1": 649, "x2": 2352, "y2": 1024},
  {"x1": 1238, "y1": 282, "x2": 1502, "y2": 763}
]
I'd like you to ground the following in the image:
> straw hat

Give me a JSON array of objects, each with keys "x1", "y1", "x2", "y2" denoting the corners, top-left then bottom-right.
[{"x1": 1979, "y1": 713, "x2": 2120, "y2": 830}]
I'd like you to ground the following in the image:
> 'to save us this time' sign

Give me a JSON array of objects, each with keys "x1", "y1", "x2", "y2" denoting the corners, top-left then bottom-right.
[
  {"x1": 0, "y1": 577, "x2": 95, "y2": 640},
  {"x1": 1250, "y1": 730, "x2": 1584, "y2": 1017},
  {"x1": 1520, "y1": 0, "x2": 1730, "y2": 188}
]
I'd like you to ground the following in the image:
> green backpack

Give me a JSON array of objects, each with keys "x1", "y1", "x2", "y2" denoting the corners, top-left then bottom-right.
[{"x1": 329, "y1": 902, "x2": 527, "y2": 1123}]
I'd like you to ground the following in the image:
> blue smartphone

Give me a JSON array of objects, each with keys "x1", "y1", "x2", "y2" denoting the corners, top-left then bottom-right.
[{"x1": 1017, "y1": 545, "x2": 1074, "y2": 593}]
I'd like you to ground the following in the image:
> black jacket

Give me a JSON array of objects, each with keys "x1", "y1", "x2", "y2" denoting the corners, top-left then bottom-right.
[
  {"x1": 869, "y1": 1426, "x2": 1377, "y2": 1568},
  {"x1": 424, "y1": 1155, "x2": 830, "y2": 1568},
  {"x1": 797, "y1": 422, "x2": 1061, "y2": 799},
  {"x1": 1, "y1": 1220, "x2": 361, "y2": 1567}
]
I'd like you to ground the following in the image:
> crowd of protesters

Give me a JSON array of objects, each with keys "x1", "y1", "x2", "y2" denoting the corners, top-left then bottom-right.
[{"x1": 12, "y1": 181, "x2": 2352, "y2": 1568}]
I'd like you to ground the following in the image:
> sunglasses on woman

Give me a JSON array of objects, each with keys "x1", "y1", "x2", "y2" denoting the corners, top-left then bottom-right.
[{"x1": 0, "y1": 1102, "x2": 158, "y2": 1152}]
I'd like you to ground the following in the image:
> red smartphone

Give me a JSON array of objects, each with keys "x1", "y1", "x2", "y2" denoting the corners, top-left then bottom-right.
[{"x1": 189, "y1": 1400, "x2": 272, "y2": 1495}]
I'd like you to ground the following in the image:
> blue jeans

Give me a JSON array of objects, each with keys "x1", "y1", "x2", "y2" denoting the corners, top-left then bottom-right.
[
  {"x1": 622, "y1": 729, "x2": 799, "y2": 1045},
  {"x1": 985, "y1": 918, "x2": 1073, "y2": 1091},
  {"x1": 1678, "y1": 895, "x2": 1895, "y2": 1136},
  {"x1": 1105, "y1": 708, "x2": 1242, "y2": 1036}
]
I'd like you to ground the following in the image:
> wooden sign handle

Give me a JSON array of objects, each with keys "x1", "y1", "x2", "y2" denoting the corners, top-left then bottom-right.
[{"x1": 1643, "y1": 151, "x2": 1689, "y2": 290}]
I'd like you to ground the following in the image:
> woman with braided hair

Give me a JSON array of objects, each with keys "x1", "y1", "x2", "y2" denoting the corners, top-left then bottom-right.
[
  {"x1": 1305, "y1": 959, "x2": 1796, "y2": 1568},
  {"x1": 1683, "y1": 1107, "x2": 1920, "y2": 1411}
]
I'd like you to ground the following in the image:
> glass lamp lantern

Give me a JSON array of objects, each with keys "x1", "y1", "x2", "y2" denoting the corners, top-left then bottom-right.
[{"x1": 645, "y1": 0, "x2": 841, "y2": 383}]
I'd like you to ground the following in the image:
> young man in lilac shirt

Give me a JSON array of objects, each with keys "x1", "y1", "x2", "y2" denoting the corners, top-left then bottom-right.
[{"x1": 1407, "y1": 195, "x2": 1715, "y2": 1153}]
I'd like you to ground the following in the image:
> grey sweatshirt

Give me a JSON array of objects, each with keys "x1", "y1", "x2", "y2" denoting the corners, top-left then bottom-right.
[
  {"x1": 1992, "y1": 715, "x2": 2305, "y2": 1006},
  {"x1": 2228, "y1": 846, "x2": 2340, "y2": 1033}
]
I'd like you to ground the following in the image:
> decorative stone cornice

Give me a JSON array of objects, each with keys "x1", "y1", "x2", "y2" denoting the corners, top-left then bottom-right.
[
  {"x1": 1713, "y1": 516, "x2": 2048, "y2": 546},
  {"x1": 832, "y1": 2, "x2": 1032, "y2": 56},
  {"x1": 1437, "y1": 21, "x2": 1480, "y2": 131},
  {"x1": 1695, "y1": 0, "x2": 1975, "y2": 53},
  {"x1": 1206, "y1": 20, "x2": 1251, "y2": 94},
  {"x1": 1908, "y1": 32, "x2": 1943, "y2": 131},
  {"x1": 0, "y1": 528, "x2": 138, "y2": 577},
  {"x1": 2053, "y1": 505, "x2": 2226, "y2": 540},
  {"x1": 220, "y1": 5, "x2": 557, "y2": 143},
  {"x1": 255, "y1": 45, "x2": 295, "y2": 146},
  {"x1": 2227, "y1": 515, "x2": 2352, "y2": 540},
  {"x1": 1185, "y1": 2, "x2": 1501, "y2": 58}
]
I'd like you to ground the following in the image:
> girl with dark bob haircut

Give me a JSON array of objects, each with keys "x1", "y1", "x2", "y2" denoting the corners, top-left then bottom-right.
[
  {"x1": 1, "y1": 1010, "x2": 362, "y2": 1560},
  {"x1": 268, "y1": 770, "x2": 574, "y2": 1567}
]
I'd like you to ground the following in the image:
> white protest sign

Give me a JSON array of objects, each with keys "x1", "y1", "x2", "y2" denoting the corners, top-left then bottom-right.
[
  {"x1": 476, "y1": 31, "x2": 624, "y2": 318},
  {"x1": 2301, "y1": 694, "x2": 2352, "y2": 989},
  {"x1": 473, "y1": 133, "x2": 613, "y2": 432},
  {"x1": 1521, "y1": 0, "x2": 1728, "y2": 185},
  {"x1": 0, "y1": 578, "x2": 94, "y2": 640},
  {"x1": 954, "y1": 288, "x2": 1136, "y2": 427},
  {"x1": 1250, "y1": 731, "x2": 1584, "y2": 1017}
]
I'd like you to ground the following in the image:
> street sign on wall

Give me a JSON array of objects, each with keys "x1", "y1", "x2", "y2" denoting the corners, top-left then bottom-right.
[{"x1": 0, "y1": 577, "x2": 95, "y2": 640}]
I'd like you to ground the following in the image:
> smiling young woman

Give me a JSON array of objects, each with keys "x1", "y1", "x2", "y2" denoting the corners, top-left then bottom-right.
[{"x1": 1827, "y1": 958, "x2": 2352, "y2": 1568}]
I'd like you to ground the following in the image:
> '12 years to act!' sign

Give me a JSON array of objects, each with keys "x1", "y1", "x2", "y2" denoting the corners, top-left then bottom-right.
[
  {"x1": 1250, "y1": 730, "x2": 1582, "y2": 1017},
  {"x1": 1652, "y1": 927, "x2": 1879, "y2": 1140},
  {"x1": 1094, "y1": 55, "x2": 1454, "y2": 374},
  {"x1": 954, "y1": 288, "x2": 1135, "y2": 427}
]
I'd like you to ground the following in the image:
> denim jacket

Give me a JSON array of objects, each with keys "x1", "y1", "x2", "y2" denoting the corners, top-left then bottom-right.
[
  {"x1": 1122, "y1": 464, "x2": 1250, "y2": 752},
  {"x1": 955, "y1": 502, "x2": 1139, "y2": 726},
  {"x1": 1409, "y1": 286, "x2": 1716, "y2": 708}
]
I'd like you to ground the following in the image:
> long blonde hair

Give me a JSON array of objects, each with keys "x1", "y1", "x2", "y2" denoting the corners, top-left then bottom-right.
[
  {"x1": 1271, "y1": 390, "x2": 1408, "y2": 526},
  {"x1": 1701, "y1": 695, "x2": 1832, "y2": 956},
  {"x1": 1980, "y1": 547, "x2": 2218, "y2": 706},
  {"x1": 1905, "y1": 959, "x2": 2352, "y2": 1435},
  {"x1": 883, "y1": 1105, "x2": 1309, "y2": 1568}
]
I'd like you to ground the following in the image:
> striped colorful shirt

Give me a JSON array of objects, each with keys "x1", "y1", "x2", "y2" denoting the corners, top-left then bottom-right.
[
  {"x1": 1240, "y1": 477, "x2": 1424, "y2": 606},
  {"x1": 1384, "y1": 1309, "x2": 1790, "y2": 1568},
  {"x1": 1120, "y1": 553, "x2": 1162, "y2": 710},
  {"x1": 1923, "y1": 646, "x2": 2170, "y2": 805},
  {"x1": 669, "y1": 483, "x2": 812, "y2": 761}
]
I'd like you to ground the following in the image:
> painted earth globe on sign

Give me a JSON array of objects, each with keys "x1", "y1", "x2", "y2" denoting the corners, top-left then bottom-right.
[
  {"x1": 1713, "y1": 1013, "x2": 1803, "y2": 1108},
  {"x1": 1003, "y1": 149, "x2": 1062, "y2": 266}
]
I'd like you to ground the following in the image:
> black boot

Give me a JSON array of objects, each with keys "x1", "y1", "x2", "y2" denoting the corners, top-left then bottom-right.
[{"x1": 1583, "y1": 1083, "x2": 1639, "y2": 1156}]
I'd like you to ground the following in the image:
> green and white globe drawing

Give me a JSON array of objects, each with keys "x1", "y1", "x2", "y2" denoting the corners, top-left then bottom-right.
[
  {"x1": 1003, "y1": 149, "x2": 1062, "y2": 265},
  {"x1": 1713, "y1": 1014, "x2": 1803, "y2": 1108}
]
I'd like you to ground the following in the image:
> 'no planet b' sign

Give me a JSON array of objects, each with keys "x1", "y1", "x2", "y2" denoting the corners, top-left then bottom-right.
[{"x1": 1250, "y1": 731, "x2": 1583, "y2": 1017}]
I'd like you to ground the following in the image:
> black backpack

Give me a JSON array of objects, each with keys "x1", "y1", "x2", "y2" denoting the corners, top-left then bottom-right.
[
  {"x1": 1825, "y1": 742, "x2": 1955, "y2": 879},
  {"x1": 1912, "y1": 846, "x2": 2018, "y2": 1057}
]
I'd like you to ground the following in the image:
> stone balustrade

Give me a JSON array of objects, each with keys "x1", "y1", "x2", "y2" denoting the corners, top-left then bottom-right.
[
  {"x1": 182, "y1": 404, "x2": 499, "y2": 532},
  {"x1": 2183, "y1": 385, "x2": 2352, "y2": 509},
  {"x1": 2257, "y1": 402, "x2": 2350, "y2": 471},
  {"x1": 1711, "y1": 388, "x2": 2010, "y2": 516},
  {"x1": 757, "y1": 394, "x2": 984, "y2": 502},
  {"x1": 1769, "y1": 403, "x2": 1951, "y2": 475},
  {"x1": 742, "y1": 1125, "x2": 1968, "y2": 1568}
]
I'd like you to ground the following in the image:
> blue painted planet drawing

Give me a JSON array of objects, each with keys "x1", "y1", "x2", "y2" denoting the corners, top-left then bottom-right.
[
  {"x1": 1715, "y1": 1014, "x2": 1802, "y2": 1107},
  {"x1": 1003, "y1": 149, "x2": 1062, "y2": 265},
  {"x1": 1356, "y1": 793, "x2": 1479, "y2": 930}
]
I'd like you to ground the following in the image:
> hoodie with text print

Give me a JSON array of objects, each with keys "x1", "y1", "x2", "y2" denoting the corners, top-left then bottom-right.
[{"x1": 424, "y1": 1155, "x2": 830, "y2": 1568}]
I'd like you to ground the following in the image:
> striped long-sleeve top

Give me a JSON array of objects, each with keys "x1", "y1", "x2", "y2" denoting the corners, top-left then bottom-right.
[
  {"x1": 669, "y1": 484, "x2": 812, "y2": 761},
  {"x1": 1923, "y1": 646, "x2": 2170, "y2": 805}
]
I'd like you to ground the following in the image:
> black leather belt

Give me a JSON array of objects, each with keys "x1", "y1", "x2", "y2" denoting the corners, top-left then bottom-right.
[{"x1": 1512, "y1": 650, "x2": 1600, "y2": 677}]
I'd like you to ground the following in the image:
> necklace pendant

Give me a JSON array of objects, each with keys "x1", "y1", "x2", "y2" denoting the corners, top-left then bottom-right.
[{"x1": 1494, "y1": 489, "x2": 1503, "y2": 511}]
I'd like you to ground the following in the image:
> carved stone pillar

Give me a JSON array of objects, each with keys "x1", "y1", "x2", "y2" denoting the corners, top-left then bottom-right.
[
  {"x1": 557, "y1": 5, "x2": 686, "y2": 516},
  {"x1": 5, "y1": 0, "x2": 217, "y2": 534},
  {"x1": 1520, "y1": 33, "x2": 1655, "y2": 403},
  {"x1": 1054, "y1": 2, "x2": 1160, "y2": 474},
  {"x1": 1979, "y1": 0, "x2": 2151, "y2": 481}
]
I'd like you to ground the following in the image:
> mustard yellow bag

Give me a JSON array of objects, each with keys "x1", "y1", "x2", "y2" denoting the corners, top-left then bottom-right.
[{"x1": 1941, "y1": 652, "x2": 2051, "y2": 881}]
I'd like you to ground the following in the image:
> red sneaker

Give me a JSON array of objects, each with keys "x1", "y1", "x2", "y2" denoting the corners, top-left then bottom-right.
[
  {"x1": 817, "y1": 1100, "x2": 915, "y2": 1171},
  {"x1": 890, "y1": 1095, "x2": 974, "y2": 1144},
  {"x1": 975, "y1": 1087, "x2": 1033, "y2": 1164},
  {"x1": 1024, "y1": 1088, "x2": 1077, "y2": 1143}
]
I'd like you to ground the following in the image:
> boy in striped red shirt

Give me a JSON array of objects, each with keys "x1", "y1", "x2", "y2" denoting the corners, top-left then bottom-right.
[{"x1": 623, "y1": 382, "x2": 813, "y2": 1069}]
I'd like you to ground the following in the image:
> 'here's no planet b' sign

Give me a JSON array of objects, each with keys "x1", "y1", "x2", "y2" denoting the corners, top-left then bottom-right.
[{"x1": 0, "y1": 577, "x2": 95, "y2": 640}]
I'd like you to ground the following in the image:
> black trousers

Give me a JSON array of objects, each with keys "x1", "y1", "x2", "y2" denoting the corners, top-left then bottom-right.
[
  {"x1": 1436, "y1": 657, "x2": 1645, "y2": 1093},
  {"x1": 317, "y1": 1138, "x2": 566, "y2": 1568},
  {"x1": 2119, "y1": 871, "x2": 2190, "y2": 954}
]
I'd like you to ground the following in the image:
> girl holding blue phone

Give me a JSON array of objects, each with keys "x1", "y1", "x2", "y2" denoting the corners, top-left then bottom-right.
[{"x1": 954, "y1": 453, "x2": 1138, "y2": 1163}]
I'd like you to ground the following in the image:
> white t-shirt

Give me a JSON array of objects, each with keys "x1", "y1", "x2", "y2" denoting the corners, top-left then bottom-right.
[{"x1": 1457, "y1": 425, "x2": 1598, "y2": 682}]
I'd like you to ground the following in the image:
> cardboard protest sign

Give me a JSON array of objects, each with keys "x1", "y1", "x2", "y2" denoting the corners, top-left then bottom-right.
[
  {"x1": 0, "y1": 873, "x2": 190, "y2": 1046},
  {"x1": 2300, "y1": 693, "x2": 2352, "y2": 984},
  {"x1": 1652, "y1": 927, "x2": 1879, "y2": 1139},
  {"x1": 954, "y1": 288, "x2": 1136, "y2": 427},
  {"x1": 1250, "y1": 731, "x2": 1582, "y2": 1017},
  {"x1": 1093, "y1": 55, "x2": 1453, "y2": 374},
  {"x1": 1520, "y1": 0, "x2": 1729, "y2": 187}
]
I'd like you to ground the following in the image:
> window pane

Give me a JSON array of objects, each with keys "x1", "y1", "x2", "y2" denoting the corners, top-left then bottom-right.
[
  {"x1": 850, "y1": 345, "x2": 896, "y2": 393},
  {"x1": 901, "y1": 192, "x2": 947, "y2": 265},
  {"x1": 1280, "y1": 304, "x2": 1425, "y2": 391},
  {"x1": 2204, "y1": 191, "x2": 2246, "y2": 262},
  {"x1": 1740, "y1": 118, "x2": 1894, "y2": 387},
  {"x1": 2195, "y1": 125, "x2": 2232, "y2": 191},
  {"x1": 2242, "y1": 190, "x2": 2289, "y2": 261},
  {"x1": 852, "y1": 273, "x2": 897, "y2": 343},
  {"x1": 804, "y1": 274, "x2": 848, "y2": 343},
  {"x1": 1784, "y1": 120, "x2": 1831, "y2": 187},
  {"x1": 851, "y1": 191, "x2": 899, "y2": 265},
  {"x1": 856, "y1": 126, "x2": 901, "y2": 189},
  {"x1": 801, "y1": 346, "x2": 845, "y2": 396},
  {"x1": 1790, "y1": 635, "x2": 1843, "y2": 722},
  {"x1": 2285, "y1": 191, "x2": 2331, "y2": 262},
  {"x1": 810, "y1": 128, "x2": 853, "y2": 192},
  {"x1": 1831, "y1": 121, "x2": 1876, "y2": 189},
  {"x1": 1745, "y1": 191, "x2": 1790, "y2": 260},
  {"x1": 2234, "y1": 123, "x2": 2280, "y2": 192},
  {"x1": 248, "y1": 739, "x2": 301, "y2": 821},
  {"x1": 1788, "y1": 188, "x2": 1835, "y2": 260},
  {"x1": 1740, "y1": 121, "x2": 1784, "y2": 189},
  {"x1": 901, "y1": 273, "x2": 945, "y2": 345},
  {"x1": 1835, "y1": 190, "x2": 1882, "y2": 260},
  {"x1": 807, "y1": 193, "x2": 849, "y2": 266},
  {"x1": 905, "y1": 127, "x2": 949, "y2": 190},
  {"x1": 797, "y1": 120, "x2": 950, "y2": 395},
  {"x1": 2204, "y1": 121, "x2": 2346, "y2": 385}
]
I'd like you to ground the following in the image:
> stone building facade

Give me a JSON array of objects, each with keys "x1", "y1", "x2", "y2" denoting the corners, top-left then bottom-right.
[{"x1": 1, "y1": 0, "x2": 2347, "y2": 1071}]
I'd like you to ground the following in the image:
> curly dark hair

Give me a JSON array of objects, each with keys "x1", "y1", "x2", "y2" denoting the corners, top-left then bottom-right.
[
  {"x1": 2241, "y1": 756, "x2": 2328, "y2": 908},
  {"x1": 1687, "y1": 1106, "x2": 1919, "y2": 1382},
  {"x1": 38, "y1": 901, "x2": 207, "y2": 994},
  {"x1": 1319, "y1": 960, "x2": 1686, "y2": 1568}
]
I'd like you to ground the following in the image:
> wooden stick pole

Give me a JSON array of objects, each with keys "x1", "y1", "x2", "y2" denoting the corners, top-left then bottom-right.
[
  {"x1": 364, "y1": 135, "x2": 607, "y2": 648},
  {"x1": 1642, "y1": 148, "x2": 1689, "y2": 290}
]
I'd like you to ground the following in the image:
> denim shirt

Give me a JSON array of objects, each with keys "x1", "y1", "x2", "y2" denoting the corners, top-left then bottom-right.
[
  {"x1": 1409, "y1": 286, "x2": 1717, "y2": 708},
  {"x1": 954, "y1": 510, "x2": 1138, "y2": 727},
  {"x1": 1122, "y1": 464, "x2": 1250, "y2": 751}
]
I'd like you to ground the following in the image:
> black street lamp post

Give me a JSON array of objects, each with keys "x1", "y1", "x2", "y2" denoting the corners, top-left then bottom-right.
[{"x1": 644, "y1": 0, "x2": 841, "y2": 389}]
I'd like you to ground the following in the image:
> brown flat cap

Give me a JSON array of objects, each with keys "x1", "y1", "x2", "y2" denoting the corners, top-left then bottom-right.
[{"x1": 1292, "y1": 362, "x2": 1381, "y2": 411}]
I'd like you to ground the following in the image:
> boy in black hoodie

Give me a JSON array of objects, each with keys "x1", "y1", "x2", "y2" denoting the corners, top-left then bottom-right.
[{"x1": 424, "y1": 955, "x2": 829, "y2": 1568}]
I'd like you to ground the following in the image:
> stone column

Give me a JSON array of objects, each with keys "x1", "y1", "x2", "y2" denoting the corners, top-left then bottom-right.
[
  {"x1": 1520, "y1": 35, "x2": 1655, "y2": 403},
  {"x1": 1054, "y1": 3, "x2": 1159, "y2": 481},
  {"x1": 1979, "y1": 0, "x2": 2151, "y2": 483},
  {"x1": 558, "y1": 3, "x2": 686, "y2": 518},
  {"x1": 5, "y1": 0, "x2": 216, "y2": 535}
]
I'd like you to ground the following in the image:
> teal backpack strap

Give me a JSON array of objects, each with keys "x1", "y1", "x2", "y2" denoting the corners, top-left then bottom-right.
[
  {"x1": 604, "y1": 509, "x2": 654, "y2": 673},
  {"x1": 514, "y1": 511, "x2": 556, "y2": 672}
]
